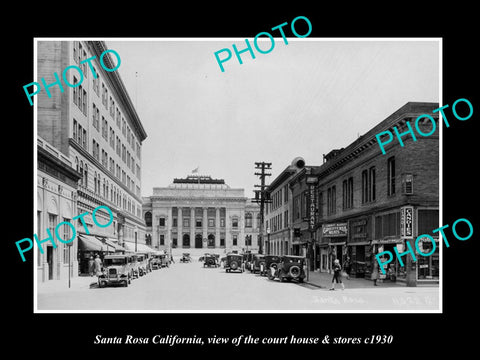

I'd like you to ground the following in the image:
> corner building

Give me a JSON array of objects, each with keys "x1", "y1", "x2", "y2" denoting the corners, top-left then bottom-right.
[
  {"x1": 143, "y1": 175, "x2": 260, "y2": 258},
  {"x1": 37, "y1": 40, "x2": 148, "y2": 277},
  {"x1": 313, "y1": 102, "x2": 439, "y2": 286}
]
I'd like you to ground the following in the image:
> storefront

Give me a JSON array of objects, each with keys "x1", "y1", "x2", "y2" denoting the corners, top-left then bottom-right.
[
  {"x1": 348, "y1": 217, "x2": 372, "y2": 278},
  {"x1": 323, "y1": 223, "x2": 348, "y2": 273},
  {"x1": 77, "y1": 234, "x2": 125, "y2": 275},
  {"x1": 416, "y1": 209, "x2": 440, "y2": 284}
]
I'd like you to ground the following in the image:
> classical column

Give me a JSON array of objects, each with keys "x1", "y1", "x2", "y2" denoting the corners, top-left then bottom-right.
[
  {"x1": 215, "y1": 207, "x2": 220, "y2": 249},
  {"x1": 202, "y1": 207, "x2": 208, "y2": 246},
  {"x1": 178, "y1": 207, "x2": 183, "y2": 248},
  {"x1": 190, "y1": 207, "x2": 195, "y2": 248},
  {"x1": 225, "y1": 207, "x2": 231, "y2": 251}
]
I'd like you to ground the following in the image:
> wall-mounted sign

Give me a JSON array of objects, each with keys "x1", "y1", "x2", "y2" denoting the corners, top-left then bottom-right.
[
  {"x1": 400, "y1": 206, "x2": 414, "y2": 239},
  {"x1": 308, "y1": 184, "x2": 316, "y2": 231},
  {"x1": 322, "y1": 223, "x2": 348, "y2": 237}
]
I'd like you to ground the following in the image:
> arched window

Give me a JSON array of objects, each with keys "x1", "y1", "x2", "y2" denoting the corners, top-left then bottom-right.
[
  {"x1": 183, "y1": 234, "x2": 190, "y2": 247},
  {"x1": 144, "y1": 211, "x2": 152, "y2": 227},
  {"x1": 245, "y1": 212, "x2": 252, "y2": 228},
  {"x1": 207, "y1": 234, "x2": 215, "y2": 247},
  {"x1": 79, "y1": 160, "x2": 84, "y2": 186}
]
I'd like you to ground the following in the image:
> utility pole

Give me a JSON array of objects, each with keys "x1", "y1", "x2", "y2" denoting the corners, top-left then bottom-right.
[{"x1": 252, "y1": 162, "x2": 272, "y2": 255}]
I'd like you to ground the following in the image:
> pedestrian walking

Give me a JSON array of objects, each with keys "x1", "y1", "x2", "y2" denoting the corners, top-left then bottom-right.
[
  {"x1": 94, "y1": 254, "x2": 103, "y2": 276},
  {"x1": 329, "y1": 259, "x2": 345, "y2": 290},
  {"x1": 88, "y1": 256, "x2": 95, "y2": 276},
  {"x1": 372, "y1": 260, "x2": 379, "y2": 286}
]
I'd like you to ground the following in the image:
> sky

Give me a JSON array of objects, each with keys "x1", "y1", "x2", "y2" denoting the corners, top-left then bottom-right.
[{"x1": 105, "y1": 39, "x2": 440, "y2": 198}]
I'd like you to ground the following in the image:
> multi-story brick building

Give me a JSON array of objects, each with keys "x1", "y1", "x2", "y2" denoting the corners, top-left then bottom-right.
[
  {"x1": 143, "y1": 175, "x2": 260, "y2": 258},
  {"x1": 37, "y1": 40, "x2": 148, "y2": 276},
  {"x1": 313, "y1": 102, "x2": 439, "y2": 286},
  {"x1": 265, "y1": 157, "x2": 305, "y2": 257}
]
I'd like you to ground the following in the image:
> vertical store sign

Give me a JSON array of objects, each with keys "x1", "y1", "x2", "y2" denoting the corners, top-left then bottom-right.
[
  {"x1": 400, "y1": 206, "x2": 414, "y2": 238},
  {"x1": 308, "y1": 184, "x2": 316, "y2": 231}
]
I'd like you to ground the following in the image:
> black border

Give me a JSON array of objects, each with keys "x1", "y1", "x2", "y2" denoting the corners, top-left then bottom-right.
[{"x1": 8, "y1": 4, "x2": 478, "y2": 355}]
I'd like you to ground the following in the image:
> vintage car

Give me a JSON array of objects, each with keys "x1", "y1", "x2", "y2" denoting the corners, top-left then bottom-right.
[
  {"x1": 203, "y1": 253, "x2": 219, "y2": 268},
  {"x1": 225, "y1": 253, "x2": 243, "y2": 273},
  {"x1": 251, "y1": 254, "x2": 266, "y2": 274},
  {"x1": 98, "y1": 254, "x2": 132, "y2": 287},
  {"x1": 159, "y1": 253, "x2": 169, "y2": 268},
  {"x1": 135, "y1": 253, "x2": 148, "y2": 276},
  {"x1": 180, "y1": 253, "x2": 191, "y2": 263},
  {"x1": 261, "y1": 255, "x2": 281, "y2": 276},
  {"x1": 268, "y1": 255, "x2": 306, "y2": 283},
  {"x1": 151, "y1": 253, "x2": 162, "y2": 270}
]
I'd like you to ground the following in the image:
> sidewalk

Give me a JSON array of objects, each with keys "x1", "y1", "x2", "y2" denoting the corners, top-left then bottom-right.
[
  {"x1": 37, "y1": 275, "x2": 98, "y2": 294},
  {"x1": 305, "y1": 270, "x2": 404, "y2": 289}
]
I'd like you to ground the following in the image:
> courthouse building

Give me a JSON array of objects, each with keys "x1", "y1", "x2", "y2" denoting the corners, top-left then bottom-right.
[
  {"x1": 143, "y1": 175, "x2": 260, "y2": 258},
  {"x1": 37, "y1": 40, "x2": 148, "y2": 279}
]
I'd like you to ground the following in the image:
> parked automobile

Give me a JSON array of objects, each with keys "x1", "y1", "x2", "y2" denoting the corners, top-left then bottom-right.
[
  {"x1": 98, "y1": 254, "x2": 132, "y2": 287},
  {"x1": 136, "y1": 254, "x2": 148, "y2": 276},
  {"x1": 268, "y1": 255, "x2": 306, "y2": 283},
  {"x1": 151, "y1": 253, "x2": 162, "y2": 270},
  {"x1": 261, "y1": 255, "x2": 281, "y2": 276},
  {"x1": 251, "y1": 254, "x2": 265, "y2": 274},
  {"x1": 225, "y1": 253, "x2": 243, "y2": 273},
  {"x1": 203, "y1": 253, "x2": 219, "y2": 268},
  {"x1": 130, "y1": 254, "x2": 140, "y2": 278},
  {"x1": 180, "y1": 253, "x2": 191, "y2": 263},
  {"x1": 159, "y1": 253, "x2": 169, "y2": 268}
]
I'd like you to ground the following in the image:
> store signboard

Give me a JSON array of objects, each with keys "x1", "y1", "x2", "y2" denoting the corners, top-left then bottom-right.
[
  {"x1": 308, "y1": 184, "x2": 316, "y2": 231},
  {"x1": 322, "y1": 223, "x2": 348, "y2": 237},
  {"x1": 400, "y1": 206, "x2": 414, "y2": 239}
]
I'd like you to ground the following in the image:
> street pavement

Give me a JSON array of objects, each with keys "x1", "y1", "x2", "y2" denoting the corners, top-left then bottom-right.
[{"x1": 36, "y1": 259, "x2": 440, "y2": 312}]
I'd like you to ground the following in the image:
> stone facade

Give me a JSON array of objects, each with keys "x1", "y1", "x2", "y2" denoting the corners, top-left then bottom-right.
[{"x1": 143, "y1": 175, "x2": 260, "y2": 258}]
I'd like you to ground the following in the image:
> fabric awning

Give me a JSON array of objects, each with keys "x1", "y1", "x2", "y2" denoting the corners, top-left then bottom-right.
[
  {"x1": 95, "y1": 236, "x2": 125, "y2": 252},
  {"x1": 123, "y1": 241, "x2": 157, "y2": 253},
  {"x1": 78, "y1": 234, "x2": 109, "y2": 252}
]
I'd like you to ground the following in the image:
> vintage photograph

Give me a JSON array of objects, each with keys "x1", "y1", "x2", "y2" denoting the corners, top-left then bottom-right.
[{"x1": 33, "y1": 38, "x2": 441, "y2": 312}]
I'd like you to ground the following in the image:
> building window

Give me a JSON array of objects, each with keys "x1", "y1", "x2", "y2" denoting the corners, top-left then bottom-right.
[
  {"x1": 208, "y1": 218, "x2": 215, "y2": 227},
  {"x1": 387, "y1": 156, "x2": 395, "y2": 196},
  {"x1": 183, "y1": 218, "x2": 190, "y2": 227},
  {"x1": 232, "y1": 217, "x2": 238, "y2": 228},
  {"x1": 220, "y1": 218, "x2": 225, "y2": 227},
  {"x1": 182, "y1": 234, "x2": 190, "y2": 247},
  {"x1": 233, "y1": 235, "x2": 237, "y2": 246},
  {"x1": 245, "y1": 212, "x2": 252, "y2": 228},
  {"x1": 220, "y1": 237, "x2": 225, "y2": 247},
  {"x1": 369, "y1": 167, "x2": 376, "y2": 201},
  {"x1": 173, "y1": 218, "x2": 177, "y2": 227},
  {"x1": 293, "y1": 195, "x2": 300, "y2": 220},
  {"x1": 327, "y1": 185, "x2": 336, "y2": 215},
  {"x1": 207, "y1": 234, "x2": 215, "y2": 247},
  {"x1": 159, "y1": 218, "x2": 165, "y2": 227},
  {"x1": 144, "y1": 212, "x2": 152, "y2": 227},
  {"x1": 343, "y1": 177, "x2": 353, "y2": 209},
  {"x1": 172, "y1": 238, "x2": 177, "y2": 248},
  {"x1": 159, "y1": 234, "x2": 165, "y2": 246}
]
